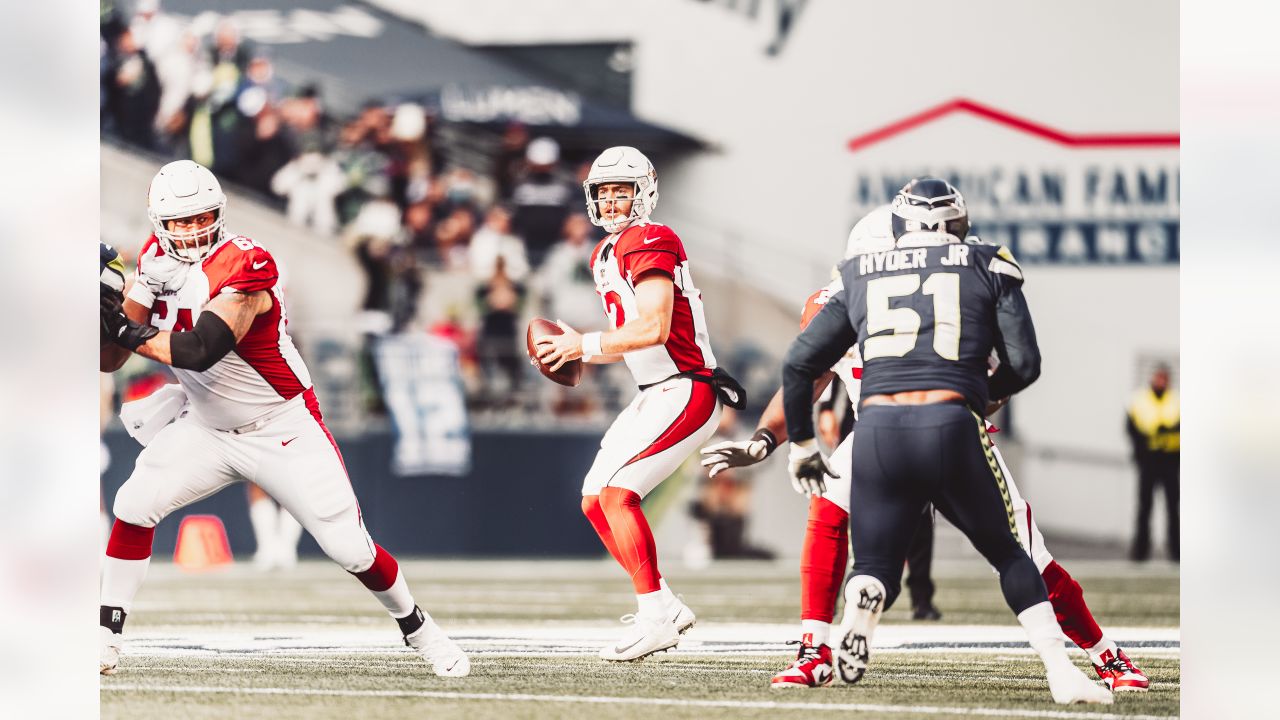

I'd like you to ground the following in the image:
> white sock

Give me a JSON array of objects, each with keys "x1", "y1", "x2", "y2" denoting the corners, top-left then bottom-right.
[
  {"x1": 658, "y1": 577, "x2": 677, "y2": 606},
  {"x1": 101, "y1": 556, "x2": 150, "y2": 614},
  {"x1": 1017, "y1": 601, "x2": 1076, "y2": 674},
  {"x1": 276, "y1": 507, "x2": 303, "y2": 551},
  {"x1": 371, "y1": 570, "x2": 417, "y2": 619},
  {"x1": 637, "y1": 589, "x2": 667, "y2": 619},
  {"x1": 248, "y1": 498, "x2": 277, "y2": 553},
  {"x1": 801, "y1": 619, "x2": 831, "y2": 647},
  {"x1": 1086, "y1": 636, "x2": 1120, "y2": 665}
]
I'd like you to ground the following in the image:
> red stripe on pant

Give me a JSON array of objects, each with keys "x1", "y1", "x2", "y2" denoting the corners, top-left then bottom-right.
[
  {"x1": 801, "y1": 497, "x2": 849, "y2": 623},
  {"x1": 303, "y1": 387, "x2": 362, "y2": 524},
  {"x1": 106, "y1": 520, "x2": 155, "y2": 560},
  {"x1": 618, "y1": 379, "x2": 717, "y2": 469}
]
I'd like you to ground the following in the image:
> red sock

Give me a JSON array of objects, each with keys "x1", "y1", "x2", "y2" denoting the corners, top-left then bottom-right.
[
  {"x1": 354, "y1": 544, "x2": 399, "y2": 592},
  {"x1": 599, "y1": 487, "x2": 661, "y2": 594},
  {"x1": 106, "y1": 520, "x2": 155, "y2": 560},
  {"x1": 801, "y1": 497, "x2": 849, "y2": 623},
  {"x1": 1041, "y1": 560, "x2": 1104, "y2": 649},
  {"x1": 581, "y1": 495, "x2": 626, "y2": 567}
]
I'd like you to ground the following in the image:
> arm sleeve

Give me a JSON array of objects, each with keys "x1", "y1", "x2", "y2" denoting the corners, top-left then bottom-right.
[
  {"x1": 783, "y1": 290, "x2": 858, "y2": 443},
  {"x1": 987, "y1": 283, "x2": 1041, "y2": 400},
  {"x1": 169, "y1": 311, "x2": 238, "y2": 372}
]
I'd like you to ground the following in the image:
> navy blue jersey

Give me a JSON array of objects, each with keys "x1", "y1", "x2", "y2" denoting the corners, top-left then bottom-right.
[{"x1": 782, "y1": 238, "x2": 1040, "y2": 443}]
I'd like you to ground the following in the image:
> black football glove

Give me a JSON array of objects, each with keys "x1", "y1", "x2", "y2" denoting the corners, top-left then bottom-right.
[{"x1": 101, "y1": 289, "x2": 158, "y2": 350}]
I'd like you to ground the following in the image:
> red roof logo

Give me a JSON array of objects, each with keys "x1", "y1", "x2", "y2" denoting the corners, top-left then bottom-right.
[{"x1": 847, "y1": 98, "x2": 1179, "y2": 153}]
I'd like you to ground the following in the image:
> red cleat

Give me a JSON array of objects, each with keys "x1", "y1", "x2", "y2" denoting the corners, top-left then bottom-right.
[
  {"x1": 1093, "y1": 648, "x2": 1150, "y2": 692},
  {"x1": 771, "y1": 637, "x2": 833, "y2": 689}
]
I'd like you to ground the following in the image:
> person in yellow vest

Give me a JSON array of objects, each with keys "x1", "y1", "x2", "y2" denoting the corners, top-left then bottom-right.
[{"x1": 1125, "y1": 364, "x2": 1180, "y2": 562}]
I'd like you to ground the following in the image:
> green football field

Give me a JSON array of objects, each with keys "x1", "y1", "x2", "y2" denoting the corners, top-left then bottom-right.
[{"x1": 100, "y1": 558, "x2": 1179, "y2": 719}]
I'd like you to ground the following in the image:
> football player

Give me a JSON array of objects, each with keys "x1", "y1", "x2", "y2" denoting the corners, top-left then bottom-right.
[
  {"x1": 703, "y1": 205, "x2": 1148, "y2": 692},
  {"x1": 534, "y1": 146, "x2": 744, "y2": 661},
  {"x1": 98, "y1": 160, "x2": 469, "y2": 677}
]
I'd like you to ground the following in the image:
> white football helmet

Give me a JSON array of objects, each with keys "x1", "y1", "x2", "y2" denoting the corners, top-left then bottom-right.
[
  {"x1": 582, "y1": 146, "x2": 658, "y2": 233},
  {"x1": 147, "y1": 160, "x2": 228, "y2": 263},
  {"x1": 844, "y1": 205, "x2": 896, "y2": 258}
]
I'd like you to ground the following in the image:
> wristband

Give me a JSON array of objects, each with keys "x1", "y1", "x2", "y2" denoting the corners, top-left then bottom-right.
[
  {"x1": 751, "y1": 428, "x2": 778, "y2": 456},
  {"x1": 582, "y1": 331, "x2": 603, "y2": 361}
]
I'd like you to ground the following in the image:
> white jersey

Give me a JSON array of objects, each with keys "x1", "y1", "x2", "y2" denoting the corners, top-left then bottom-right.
[
  {"x1": 127, "y1": 234, "x2": 312, "y2": 431},
  {"x1": 589, "y1": 221, "x2": 716, "y2": 386}
]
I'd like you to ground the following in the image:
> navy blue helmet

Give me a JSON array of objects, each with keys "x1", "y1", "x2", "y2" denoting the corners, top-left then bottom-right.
[{"x1": 890, "y1": 177, "x2": 969, "y2": 242}]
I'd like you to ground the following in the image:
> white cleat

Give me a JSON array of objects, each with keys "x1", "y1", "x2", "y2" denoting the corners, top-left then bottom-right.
[
  {"x1": 599, "y1": 613, "x2": 680, "y2": 662},
  {"x1": 1047, "y1": 664, "x2": 1114, "y2": 705},
  {"x1": 833, "y1": 576, "x2": 885, "y2": 685},
  {"x1": 99, "y1": 626, "x2": 121, "y2": 676},
  {"x1": 406, "y1": 624, "x2": 470, "y2": 677},
  {"x1": 668, "y1": 597, "x2": 696, "y2": 636}
]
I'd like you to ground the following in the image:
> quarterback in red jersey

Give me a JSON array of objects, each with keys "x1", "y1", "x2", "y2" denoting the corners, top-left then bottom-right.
[
  {"x1": 98, "y1": 160, "x2": 468, "y2": 677},
  {"x1": 702, "y1": 205, "x2": 1148, "y2": 692},
  {"x1": 535, "y1": 146, "x2": 742, "y2": 662}
]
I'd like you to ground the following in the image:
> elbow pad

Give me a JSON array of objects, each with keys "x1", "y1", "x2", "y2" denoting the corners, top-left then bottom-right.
[{"x1": 169, "y1": 311, "x2": 237, "y2": 371}]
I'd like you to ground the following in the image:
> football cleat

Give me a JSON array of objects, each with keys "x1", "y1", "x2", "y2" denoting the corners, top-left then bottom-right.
[
  {"x1": 668, "y1": 597, "x2": 696, "y2": 636},
  {"x1": 1094, "y1": 648, "x2": 1149, "y2": 692},
  {"x1": 99, "y1": 626, "x2": 121, "y2": 675},
  {"x1": 770, "y1": 637, "x2": 833, "y2": 689},
  {"x1": 1046, "y1": 662, "x2": 1114, "y2": 705},
  {"x1": 833, "y1": 576, "x2": 885, "y2": 684},
  {"x1": 405, "y1": 623, "x2": 470, "y2": 677},
  {"x1": 599, "y1": 613, "x2": 680, "y2": 662},
  {"x1": 911, "y1": 602, "x2": 942, "y2": 621}
]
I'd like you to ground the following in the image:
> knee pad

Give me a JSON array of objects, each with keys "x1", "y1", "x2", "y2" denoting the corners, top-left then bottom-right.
[
  {"x1": 111, "y1": 481, "x2": 160, "y2": 528},
  {"x1": 312, "y1": 523, "x2": 376, "y2": 573}
]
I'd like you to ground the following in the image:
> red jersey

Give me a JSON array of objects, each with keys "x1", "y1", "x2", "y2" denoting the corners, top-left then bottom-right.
[
  {"x1": 127, "y1": 234, "x2": 311, "y2": 430},
  {"x1": 589, "y1": 221, "x2": 716, "y2": 385}
]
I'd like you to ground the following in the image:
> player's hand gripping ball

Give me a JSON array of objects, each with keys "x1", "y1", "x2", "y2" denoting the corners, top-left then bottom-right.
[{"x1": 527, "y1": 317, "x2": 583, "y2": 387}]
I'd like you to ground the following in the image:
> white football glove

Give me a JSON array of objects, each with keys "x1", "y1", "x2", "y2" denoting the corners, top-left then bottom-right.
[
  {"x1": 787, "y1": 438, "x2": 837, "y2": 497},
  {"x1": 137, "y1": 242, "x2": 189, "y2": 296},
  {"x1": 700, "y1": 429, "x2": 778, "y2": 478}
]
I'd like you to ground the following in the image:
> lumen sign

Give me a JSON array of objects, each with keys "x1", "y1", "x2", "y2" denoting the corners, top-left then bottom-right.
[{"x1": 847, "y1": 99, "x2": 1180, "y2": 264}]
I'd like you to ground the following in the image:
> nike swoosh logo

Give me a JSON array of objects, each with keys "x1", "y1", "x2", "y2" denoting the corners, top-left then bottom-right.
[
  {"x1": 643, "y1": 235, "x2": 661, "y2": 244},
  {"x1": 282, "y1": 437, "x2": 298, "y2": 446},
  {"x1": 252, "y1": 260, "x2": 268, "y2": 270},
  {"x1": 614, "y1": 637, "x2": 644, "y2": 654}
]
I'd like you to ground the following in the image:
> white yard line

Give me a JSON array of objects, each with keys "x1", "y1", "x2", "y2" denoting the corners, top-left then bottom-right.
[{"x1": 101, "y1": 684, "x2": 1176, "y2": 719}]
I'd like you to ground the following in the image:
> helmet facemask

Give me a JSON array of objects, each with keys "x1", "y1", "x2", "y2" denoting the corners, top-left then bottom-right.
[
  {"x1": 582, "y1": 146, "x2": 659, "y2": 234},
  {"x1": 890, "y1": 178, "x2": 969, "y2": 244},
  {"x1": 150, "y1": 206, "x2": 226, "y2": 263}
]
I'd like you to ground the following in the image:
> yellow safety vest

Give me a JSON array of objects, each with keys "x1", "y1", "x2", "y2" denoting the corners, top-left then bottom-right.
[{"x1": 1128, "y1": 388, "x2": 1180, "y2": 453}]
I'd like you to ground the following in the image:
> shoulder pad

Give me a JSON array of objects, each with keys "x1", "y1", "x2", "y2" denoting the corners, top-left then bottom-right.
[
  {"x1": 988, "y1": 245, "x2": 1024, "y2": 281},
  {"x1": 207, "y1": 237, "x2": 279, "y2": 295}
]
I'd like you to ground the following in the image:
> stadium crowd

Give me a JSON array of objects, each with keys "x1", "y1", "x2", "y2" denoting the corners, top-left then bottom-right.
[{"x1": 100, "y1": 2, "x2": 633, "y2": 419}]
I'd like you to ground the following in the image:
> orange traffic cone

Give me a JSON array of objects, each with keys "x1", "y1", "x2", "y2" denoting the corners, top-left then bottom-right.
[{"x1": 173, "y1": 515, "x2": 233, "y2": 572}]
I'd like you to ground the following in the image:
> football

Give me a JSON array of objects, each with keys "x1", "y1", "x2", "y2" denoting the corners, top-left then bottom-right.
[{"x1": 526, "y1": 317, "x2": 583, "y2": 388}]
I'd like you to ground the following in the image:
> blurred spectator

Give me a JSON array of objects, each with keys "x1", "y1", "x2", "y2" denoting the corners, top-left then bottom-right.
[
  {"x1": 203, "y1": 19, "x2": 252, "y2": 176},
  {"x1": 333, "y1": 106, "x2": 394, "y2": 225},
  {"x1": 686, "y1": 408, "x2": 775, "y2": 562},
  {"x1": 1126, "y1": 363, "x2": 1180, "y2": 562},
  {"x1": 153, "y1": 31, "x2": 205, "y2": 151},
  {"x1": 494, "y1": 121, "x2": 529, "y2": 200},
  {"x1": 239, "y1": 108, "x2": 295, "y2": 198},
  {"x1": 387, "y1": 103, "x2": 432, "y2": 209},
  {"x1": 511, "y1": 137, "x2": 575, "y2": 268},
  {"x1": 429, "y1": 209, "x2": 473, "y2": 273},
  {"x1": 436, "y1": 168, "x2": 483, "y2": 227},
  {"x1": 536, "y1": 214, "x2": 602, "y2": 331},
  {"x1": 403, "y1": 200, "x2": 436, "y2": 253},
  {"x1": 105, "y1": 28, "x2": 162, "y2": 149},
  {"x1": 278, "y1": 84, "x2": 332, "y2": 152},
  {"x1": 469, "y1": 206, "x2": 530, "y2": 283},
  {"x1": 271, "y1": 150, "x2": 346, "y2": 235},
  {"x1": 349, "y1": 197, "x2": 422, "y2": 413},
  {"x1": 473, "y1": 257, "x2": 526, "y2": 406}
]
